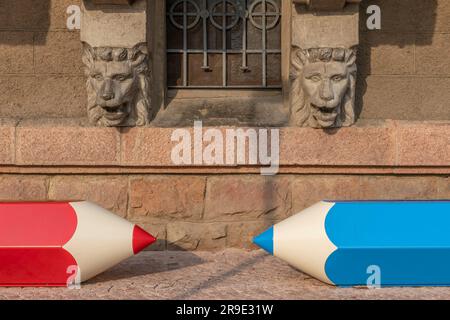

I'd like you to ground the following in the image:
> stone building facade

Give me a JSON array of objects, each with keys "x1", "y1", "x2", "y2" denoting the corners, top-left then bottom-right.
[{"x1": 0, "y1": 0, "x2": 449, "y2": 250}]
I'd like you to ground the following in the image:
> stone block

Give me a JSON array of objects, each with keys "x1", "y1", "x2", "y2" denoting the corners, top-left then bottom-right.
[
  {"x1": 204, "y1": 176, "x2": 291, "y2": 221},
  {"x1": 81, "y1": 0, "x2": 147, "y2": 47},
  {"x1": 48, "y1": 176, "x2": 128, "y2": 217},
  {"x1": 120, "y1": 128, "x2": 178, "y2": 166},
  {"x1": 0, "y1": 32, "x2": 34, "y2": 74},
  {"x1": 359, "y1": 176, "x2": 441, "y2": 200},
  {"x1": 34, "y1": 32, "x2": 84, "y2": 74},
  {"x1": 0, "y1": 0, "x2": 50, "y2": 30},
  {"x1": 0, "y1": 123, "x2": 15, "y2": 165},
  {"x1": 359, "y1": 32, "x2": 414, "y2": 75},
  {"x1": 0, "y1": 75, "x2": 86, "y2": 118},
  {"x1": 16, "y1": 126, "x2": 120, "y2": 165},
  {"x1": 291, "y1": 175, "x2": 361, "y2": 213},
  {"x1": 167, "y1": 222, "x2": 227, "y2": 251},
  {"x1": 437, "y1": 177, "x2": 450, "y2": 199},
  {"x1": 280, "y1": 125, "x2": 396, "y2": 166},
  {"x1": 292, "y1": 4, "x2": 360, "y2": 48},
  {"x1": 416, "y1": 34, "x2": 450, "y2": 75},
  {"x1": 397, "y1": 123, "x2": 450, "y2": 166},
  {"x1": 0, "y1": 175, "x2": 48, "y2": 201},
  {"x1": 359, "y1": 77, "x2": 450, "y2": 121},
  {"x1": 129, "y1": 176, "x2": 206, "y2": 220}
]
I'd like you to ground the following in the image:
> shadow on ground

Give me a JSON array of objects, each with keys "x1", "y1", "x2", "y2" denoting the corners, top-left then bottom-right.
[
  {"x1": 87, "y1": 244, "x2": 206, "y2": 284},
  {"x1": 173, "y1": 251, "x2": 268, "y2": 300}
]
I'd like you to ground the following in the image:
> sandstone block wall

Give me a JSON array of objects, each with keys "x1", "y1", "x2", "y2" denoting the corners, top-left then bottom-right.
[
  {"x1": 0, "y1": 0, "x2": 85, "y2": 118},
  {"x1": 0, "y1": 0, "x2": 450, "y2": 120},
  {"x1": 358, "y1": 0, "x2": 450, "y2": 120},
  {"x1": 0, "y1": 174, "x2": 448, "y2": 251}
]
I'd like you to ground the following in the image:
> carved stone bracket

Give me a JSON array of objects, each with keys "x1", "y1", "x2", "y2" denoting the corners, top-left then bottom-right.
[
  {"x1": 290, "y1": 0, "x2": 361, "y2": 128},
  {"x1": 80, "y1": 0, "x2": 152, "y2": 127}
]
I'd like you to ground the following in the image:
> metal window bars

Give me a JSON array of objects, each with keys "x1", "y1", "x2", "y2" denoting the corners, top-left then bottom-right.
[{"x1": 167, "y1": 0, "x2": 282, "y2": 88}]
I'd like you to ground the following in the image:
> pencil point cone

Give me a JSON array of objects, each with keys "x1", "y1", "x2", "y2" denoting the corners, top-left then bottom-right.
[
  {"x1": 132, "y1": 225, "x2": 156, "y2": 254},
  {"x1": 253, "y1": 226, "x2": 274, "y2": 255}
]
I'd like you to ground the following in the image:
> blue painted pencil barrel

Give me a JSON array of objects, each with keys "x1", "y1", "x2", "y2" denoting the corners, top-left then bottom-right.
[{"x1": 253, "y1": 201, "x2": 450, "y2": 287}]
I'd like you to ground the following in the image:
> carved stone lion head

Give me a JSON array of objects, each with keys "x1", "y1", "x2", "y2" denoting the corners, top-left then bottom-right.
[
  {"x1": 82, "y1": 42, "x2": 151, "y2": 127},
  {"x1": 290, "y1": 46, "x2": 357, "y2": 128}
]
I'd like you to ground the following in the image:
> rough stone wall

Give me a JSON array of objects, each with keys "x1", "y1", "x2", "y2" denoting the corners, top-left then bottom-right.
[
  {"x1": 1, "y1": 174, "x2": 448, "y2": 251},
  {"x1": 0, "y1": 0, "x2": 85, "y2": 118}
]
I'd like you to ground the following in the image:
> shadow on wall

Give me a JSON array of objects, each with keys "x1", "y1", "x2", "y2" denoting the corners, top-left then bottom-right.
[
  {"x1": 0, "y1": 0, "x2": 52, "y2": 45},
  {"x1": 356, "y1": 0, "x2": 438, "y2": 119}
]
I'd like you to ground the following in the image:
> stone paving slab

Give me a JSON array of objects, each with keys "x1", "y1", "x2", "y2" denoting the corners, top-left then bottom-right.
[{"x1": 0, "y1": 249, "x2": 449, "y2": 300}]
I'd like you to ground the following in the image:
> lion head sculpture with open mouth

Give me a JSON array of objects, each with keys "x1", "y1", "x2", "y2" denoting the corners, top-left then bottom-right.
[
  {"x1": 290, "y1": 46, "x2": 357, "y2": 129},
  {"x1": 82, "y1": 42, "x2": 151, "y2": 127}
]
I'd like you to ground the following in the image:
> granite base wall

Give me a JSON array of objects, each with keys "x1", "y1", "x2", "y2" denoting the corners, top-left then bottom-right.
[{"x1": 1, "y1": 173, "x2": 448, "y2": 251}]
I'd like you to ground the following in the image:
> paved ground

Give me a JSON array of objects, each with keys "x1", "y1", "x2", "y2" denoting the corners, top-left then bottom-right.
[{"x1": 0, "y1": 249, "x2": 449, "y2": 300}]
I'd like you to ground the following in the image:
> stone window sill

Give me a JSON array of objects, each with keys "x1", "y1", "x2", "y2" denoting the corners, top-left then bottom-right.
[
  {"x1": 0, "y1": 119, "x2": 448, "y2": 174},
  {"x1": 154, "y1": 93, "x2": 288, "y2": 128}
]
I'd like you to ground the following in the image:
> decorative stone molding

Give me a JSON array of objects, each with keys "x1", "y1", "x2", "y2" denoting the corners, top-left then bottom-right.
[
  {"x1": 290, "y1": 0, "x2": 361, "y2": 128},
  {"x1": 80, "y1": 0, "x2": 152, "y2": 127}
]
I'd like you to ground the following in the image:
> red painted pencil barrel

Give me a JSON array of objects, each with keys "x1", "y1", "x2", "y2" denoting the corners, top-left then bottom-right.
[{"x1": 0, "y1": 202, "x2": 156, "y2": 286}]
